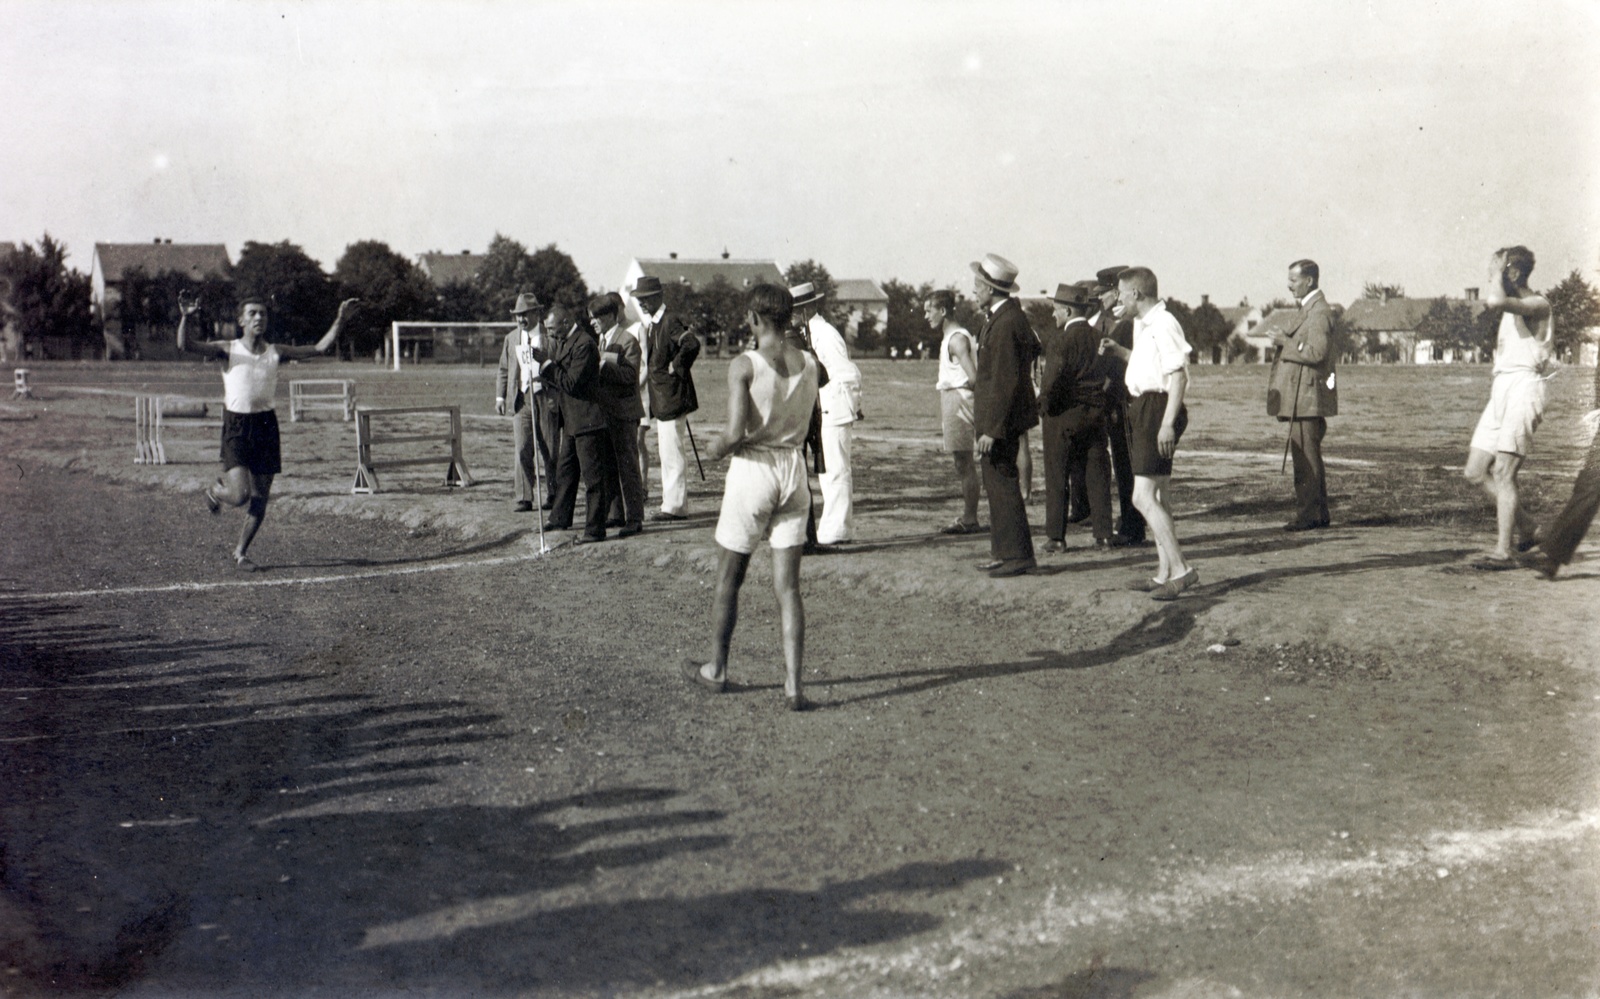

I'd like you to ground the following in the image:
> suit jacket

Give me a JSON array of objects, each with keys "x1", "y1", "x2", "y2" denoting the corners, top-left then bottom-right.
[
  {"x1": 496, "y1": 325, "x2": 546, "y2": 413},
  {"x1": 644, "y1": 309, "x2": 700, "y2": 421},
  {"x1": 808, "y1": 314, "x2": 862, "y2": 427},
  {"x1": 1267, "y1": 293, "x2": 1338, "y2": 419},
  {"x1": 1041, "y1": 317, "x2": 1108, "y2": 423},
  {"x1": 1091, "y1": 311, "x2": 1134, "y2": 406},
  {"x1": 973, "y1": 297, "x2": 1040, "y2": 441},
  {"x1": 537, "y1": 323, "x2": 608, "y2": 437},
  {"x1": 596, "y1": 325, "x2": 646, "y2": 423}
]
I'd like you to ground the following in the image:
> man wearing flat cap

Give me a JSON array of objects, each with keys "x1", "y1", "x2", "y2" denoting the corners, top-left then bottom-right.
[
  {"x1": 791, "y1": 281, "x2": 862, "y2": 547},
  {"x1": 631, "y1": 275, "x2": 701, "y2": 521},
  {"x1": 1092, "y1": 266, "x2": 1144, "y2": 545},
  {"x1": 1040, "y1": 281, "x2": 1115, "y2": 552},
  {"x1": 969, "y1": 253, "x2": 1039, "y2": 577},
  {"x1": 496, "y1": 292, "x2": 557, "y2": 512}
]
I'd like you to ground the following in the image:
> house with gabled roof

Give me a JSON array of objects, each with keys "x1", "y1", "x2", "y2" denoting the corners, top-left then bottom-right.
[
  {"x1": 621, "y1": 255, "x2": 785, "y2": 298},
  {"x1": 90, "y1": 241, "x2": 233, "y2": 359},
  {"x1": 1343, "y1": 289, "x2": 1487, "y2": 363},
  {"x1": 833, "y1": 278, "x2": 889, "y2": 342},
  {"x1": 418, "y1": 251, "x2": 486, "y2": 287}
]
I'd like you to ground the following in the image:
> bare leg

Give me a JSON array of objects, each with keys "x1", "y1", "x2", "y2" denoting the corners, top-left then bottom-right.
[
  {"x1": 771, "y1": 544, "x2": 805, "y2": 701},
  {"x1": 213, "y1": 465, "x2": 253, "y2": 507},
  {"x1": 702, "y1": 546, "x2": 751, "y2": 684},
  {"x1": 952, "y1": 450, "x2": 980, "y2": 526},
  {"x1": 1465, "y1": 448, "x2": 1534, "y2": 558},
  {"x1": 1134, "y1": 474, "x2": 1189, "y2": 581},
  {"x1": 234, "y1": 474, "x2": 273, "y2": 561}
]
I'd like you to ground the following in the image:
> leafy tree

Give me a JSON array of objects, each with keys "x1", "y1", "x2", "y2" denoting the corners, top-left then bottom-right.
[
  {"x1": 663, "y1": 275, "x2": 746, "y2": 354},
  {"x1": 1165, "y1": 298, "x2": 1196, "y2": 359},
  {"x1": 1544, "y1": 269, "x2": 1600, "y2": 360},
  {"x1": 1022, "y1": 299, "x2": 1055, "y2": 341},
  {"x1": 1225, "y1": 333, "x2": 1260, "y2": 363},
  {"x1": 1362, "y1": 281, "x2": 1406, "y2": 300},
  {"x1": 434, "y1": 279, "x2": 491, "y2": 322},
  {"x1": 1189, "y1": 299, "x2": 1234, "y2": 364},
  {"x1": 474, "y1": 235, "x2": 587, "y2": 314},
  {"x1": 1414, "y1": 297, "x2": 1490, "y2": 361},
  {"x1": 233, "y1": 240, "x2": 337, "y2": 345},
  {"x1": 852, "y1": 311, "x2": 882, "y2": 353},
  {"x1": 334, "y1": 240, "x2": 437, "y2": 357},
  {"x1": 783, "y1": 259, "x2": 848, "y2": 329},
  {"x1": 881, "y1": 278, "x2": 933, "y2": 355},
  {"x1": 0, "y1": 234, "x2": 95, "y2": 358}
]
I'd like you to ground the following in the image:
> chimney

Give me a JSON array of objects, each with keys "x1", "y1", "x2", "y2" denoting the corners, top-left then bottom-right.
[
  {"x1": 1465, "y1": 287, "x2": 1479, "y2": 301},
  {"x1": 1201, "y1": 293, "x2": 1210, "y2": 306},
  {"x1": 721, "y1": 247, "x2": 730, "y2": 260},
  {"x1": 461, "y1": 249, "x2": 470, "y2": 255},
  {"x1": 669, "y1": 252, "x2": 678, "y2": 260},
  {"x1": 153, "y1": 237, "x2": 161, "y2": 243}
]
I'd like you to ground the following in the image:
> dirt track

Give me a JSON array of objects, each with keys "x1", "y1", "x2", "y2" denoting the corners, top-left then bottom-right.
[{"x1": 2, "y1": 360, "x2": 1597, "y2": 998}]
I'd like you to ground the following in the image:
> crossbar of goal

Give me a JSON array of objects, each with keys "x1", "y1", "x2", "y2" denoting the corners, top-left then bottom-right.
[{"x1": 390, "y1": 321, "x2": 517, "y2": 371}]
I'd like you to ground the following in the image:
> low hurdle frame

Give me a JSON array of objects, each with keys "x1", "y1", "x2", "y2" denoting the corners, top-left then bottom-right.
[
  {"x1": 135, "y1": 395, "x2": 221, "y2": 465},
  {"x1": 289, "y1": 379, "x2": 355, "y2": 422},
  {"x1": 351, "y1": 405, "x2": 474, "y2": 494}
]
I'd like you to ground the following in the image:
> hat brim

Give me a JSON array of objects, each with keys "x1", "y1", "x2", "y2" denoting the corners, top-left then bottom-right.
[
  {"x1": 792, "y1": 294, "x2": 823, "y2": 308},
  {"x1": 632, "y1": 286, "x2": 664, "y2": 299},
  {"x1": 510, "y1": 307, "x2": 538, "y2": 315},
  {"x1": 969, "y1": 261, "x2": 1018, "y2": 293}
]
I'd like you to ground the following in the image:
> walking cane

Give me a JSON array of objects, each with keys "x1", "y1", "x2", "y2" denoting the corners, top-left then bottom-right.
[
  {"x1": 1280, "y1": 362, "x2": 1303, "y2": 474},
  {"x1": 531, "y1": 404, "x2": 552, "y2": 554},
  {"x1": 685, "y1": 419, "x2": 706, "y2": 481}
]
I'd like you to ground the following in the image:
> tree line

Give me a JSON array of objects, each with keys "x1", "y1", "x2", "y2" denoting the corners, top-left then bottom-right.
[{"x1": 3, "y1": 232, "x2": 1598, "y2": 363}]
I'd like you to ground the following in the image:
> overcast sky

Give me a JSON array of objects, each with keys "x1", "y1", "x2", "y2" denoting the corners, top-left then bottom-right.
[{"x1": 4, "y1": 0, "x2": 1598, "y2": 309}]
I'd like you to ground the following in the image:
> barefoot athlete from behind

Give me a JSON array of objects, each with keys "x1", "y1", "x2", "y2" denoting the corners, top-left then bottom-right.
[
  {"x1": 681, "y1": 283, "x2": 819, "y2": 711},
  {"x1": 178, "y1": 293, "x2": 358, "y2": 570}
]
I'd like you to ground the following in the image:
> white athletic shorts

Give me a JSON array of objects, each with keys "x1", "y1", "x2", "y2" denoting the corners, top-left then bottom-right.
[
  {"x1": 941, "y1": 388, "x2": 976, "y2": 453},
  {"x1": 1470, "y1": 370, "x2": 1547, "y2": 457},
  {"x1": 715, "y1": 447, "x2": 810, "y2": 554}
]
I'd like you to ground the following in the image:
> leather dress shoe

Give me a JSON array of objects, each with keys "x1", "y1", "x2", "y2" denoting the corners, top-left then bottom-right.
[
  {"x1": 541, "y1": 498, "x2": 554, "y2": 511},
  {"x1": 975, "y1": 559, "x2": 1006, "y2": 572},
  {"x1": 1282, "y1": 519, "x2": 1329, "y2": 532},
  {"x1": 543, "y1": 520, "x2": 572, "y2": 532},
  {"x1": 987, "y1": 558, "x2": 1037, "y2": 578},
  {"x1": 514, "y1": 500, "x2": 533, "y2": 512},
  {"x1": 605, "y1": 517, "x2": 626, "y2": 528},
  {"x1": 1043, "y1": 539, "x2": 1065, "y2": 554},
  {"x1": 573, "y1": 533, "x2": 606, "y2": 545},
  {"x1": 652, "y1": 511, "x2": 686, "y2": 522},
  {"x1": 617, "y1": 523, "x2": 643, "y2": 538}
]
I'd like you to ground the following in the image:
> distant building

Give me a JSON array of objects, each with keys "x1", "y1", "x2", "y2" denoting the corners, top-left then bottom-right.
[
  {"x1": 418, "y1": 250, "x2": 486, "y2": 287},
  {"x1": 621, "y1": 256, "x2": 785, "y2": 301},
  {"x1": 832, "y1": 278, "x2": 889, "y2": 341},
  {"x1": 1219, "y1": 298, "x2": 1269, "y2": 361},
  {"x1": 90, "y1": 240, "x2": 233, "y2": 359},
  {"x1": 1343, "y1": 289, "x2": 1487, "y2": 363}
]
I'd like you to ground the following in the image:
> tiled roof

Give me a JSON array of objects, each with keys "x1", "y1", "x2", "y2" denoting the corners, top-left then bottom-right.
[
  {"x1": 418, "y1": 252, "x2": 486, "y2": 286},
  {"x1": 94, "y1": 243, "x2": 231, "y2": 282},
  {"x1": 635, "y1": 258, "x2": 784, "y2": 292},
  {"x1": 1218, "y1": 306, "x2": 1255, "y2": 325},
  {"x1": 1343, "y1": 296, "x2": 1486, "y2": 332},
  {"x1": 833, "y1": 279, "x2": 888, "y2": 303}
]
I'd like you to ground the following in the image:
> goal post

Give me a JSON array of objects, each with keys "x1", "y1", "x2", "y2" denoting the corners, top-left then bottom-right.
[{"x1": 389, "y1": 321, "x2": 517, "y2": 371}]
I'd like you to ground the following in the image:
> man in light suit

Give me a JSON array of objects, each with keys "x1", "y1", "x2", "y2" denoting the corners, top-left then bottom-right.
[
  {"x1": 1267, "y1": 259, "x2": 1338, "y2": 531},
  {"x1": 791, "y1": 281, "x2": 862, "y2": 546},
  {"x1": 495, "y1": 292, "x2": 557, "y2": 512},
  {"x1": 631, "y1": 275, "x2": 701, "y2": 521},
  {"x1": 970, "y1": 253, "x2": 1040, "y2": 578}
]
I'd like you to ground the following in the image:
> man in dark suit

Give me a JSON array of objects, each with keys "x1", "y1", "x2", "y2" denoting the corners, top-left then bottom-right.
[
  {"x1": 1267, "y1": 258, "x2": 1338, "y2": 530},
  {"x1": 631, "y1": 275, "x2": 701, "y2": 521},
  {"x1": 589, "y1": 292, "x2": 645, "y2": 536},
  {"x1": 1040, "y1": 281, "x2": 1116, "y2": 552},
  {"x1": 970, "y1": 253, "x2": 1039, "y2": 577},
  {"x1": 1092, "y1": 265, "x2": 1143, "y2": 544},
  {"x1": 537, "y1": 298, "x2": 617, "y2": 544}
]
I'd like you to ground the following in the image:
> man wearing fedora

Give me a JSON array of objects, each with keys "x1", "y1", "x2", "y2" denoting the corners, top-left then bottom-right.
[
  {"x1": 1091, "y1": 266, "x2": 1144, "y2": 545},
  {"x1": 631, "y1": 275, "x2": 701, "y2": 521},
  {"x1": 1040, "y1": 281, "x2": 1115, "y2": 552},
  {"x1": 970, "y1": 253, "x2": 1039, "y2": 577},
  {"x1": 496, "y1": 292, "x2": 556, "y2": 512},
  {"x1": 792, "y1": 281, "x2": 862, "y2": 547}
]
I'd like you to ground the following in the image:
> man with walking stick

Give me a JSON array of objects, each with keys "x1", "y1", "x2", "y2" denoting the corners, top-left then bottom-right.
[
  {"x1": 1267, "y1": 259, "x2": 1337, "y2": 531},
  {"x1": 631, "y1": 276, "x2": 702, "y2": 521}
]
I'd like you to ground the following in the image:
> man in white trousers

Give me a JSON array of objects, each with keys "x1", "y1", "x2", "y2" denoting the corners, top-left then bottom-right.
[
  {"x1": 791, "y1": 282, "x2": 861, "y2": 546},
  {"x1": 630, "y1": 275, "x2": 701, "y2": 521}
]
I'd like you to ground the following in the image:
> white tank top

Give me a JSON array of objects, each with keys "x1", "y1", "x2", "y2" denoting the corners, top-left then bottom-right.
[
  {"x1": 222, "y1": 339, "x2": 280, "y2": 413},
  {"x1": 1492, "y1": 308, "x2": 1553, "y2": 375},
  {"x1": 741, "y1": 349, "x2": 818, "y2": 451},
  {"x1": 936, "y1": 326, "x2": 974, "y2": 391}
]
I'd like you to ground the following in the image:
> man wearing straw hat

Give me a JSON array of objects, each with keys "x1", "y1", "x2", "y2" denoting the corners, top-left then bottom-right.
[
  {"x1": 969, "y1": 253, "x2": 1039, "y2": 577},
  {"x1": 791, "y1": 281, "x2": 862, "y2": 547},
  {"x1": 631, "y1": 275, "x2": 701, "y2": 521},
  {"x1": 496, "y1": 292, "x2": 556, "y2": 512}
]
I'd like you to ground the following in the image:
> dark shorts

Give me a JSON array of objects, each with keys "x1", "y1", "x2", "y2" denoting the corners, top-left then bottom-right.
[
  {"x1": 1127, "y1": 392, "x2": 1187, "y2": 477},
  {"x1": 220, "y1": 409, "x2": 282, "y2": 476}
]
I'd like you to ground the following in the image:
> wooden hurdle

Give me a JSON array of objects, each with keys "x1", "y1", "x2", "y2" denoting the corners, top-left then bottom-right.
[
  {"x1": 135, "y1": 395, "x2": 219, "y2": 465},
  {"x1": 289, "y1": 378, "x2": 355, "y2": 422},
  {"x1": 351, "y1": 405, "x2": 473, "y2": 493}
]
